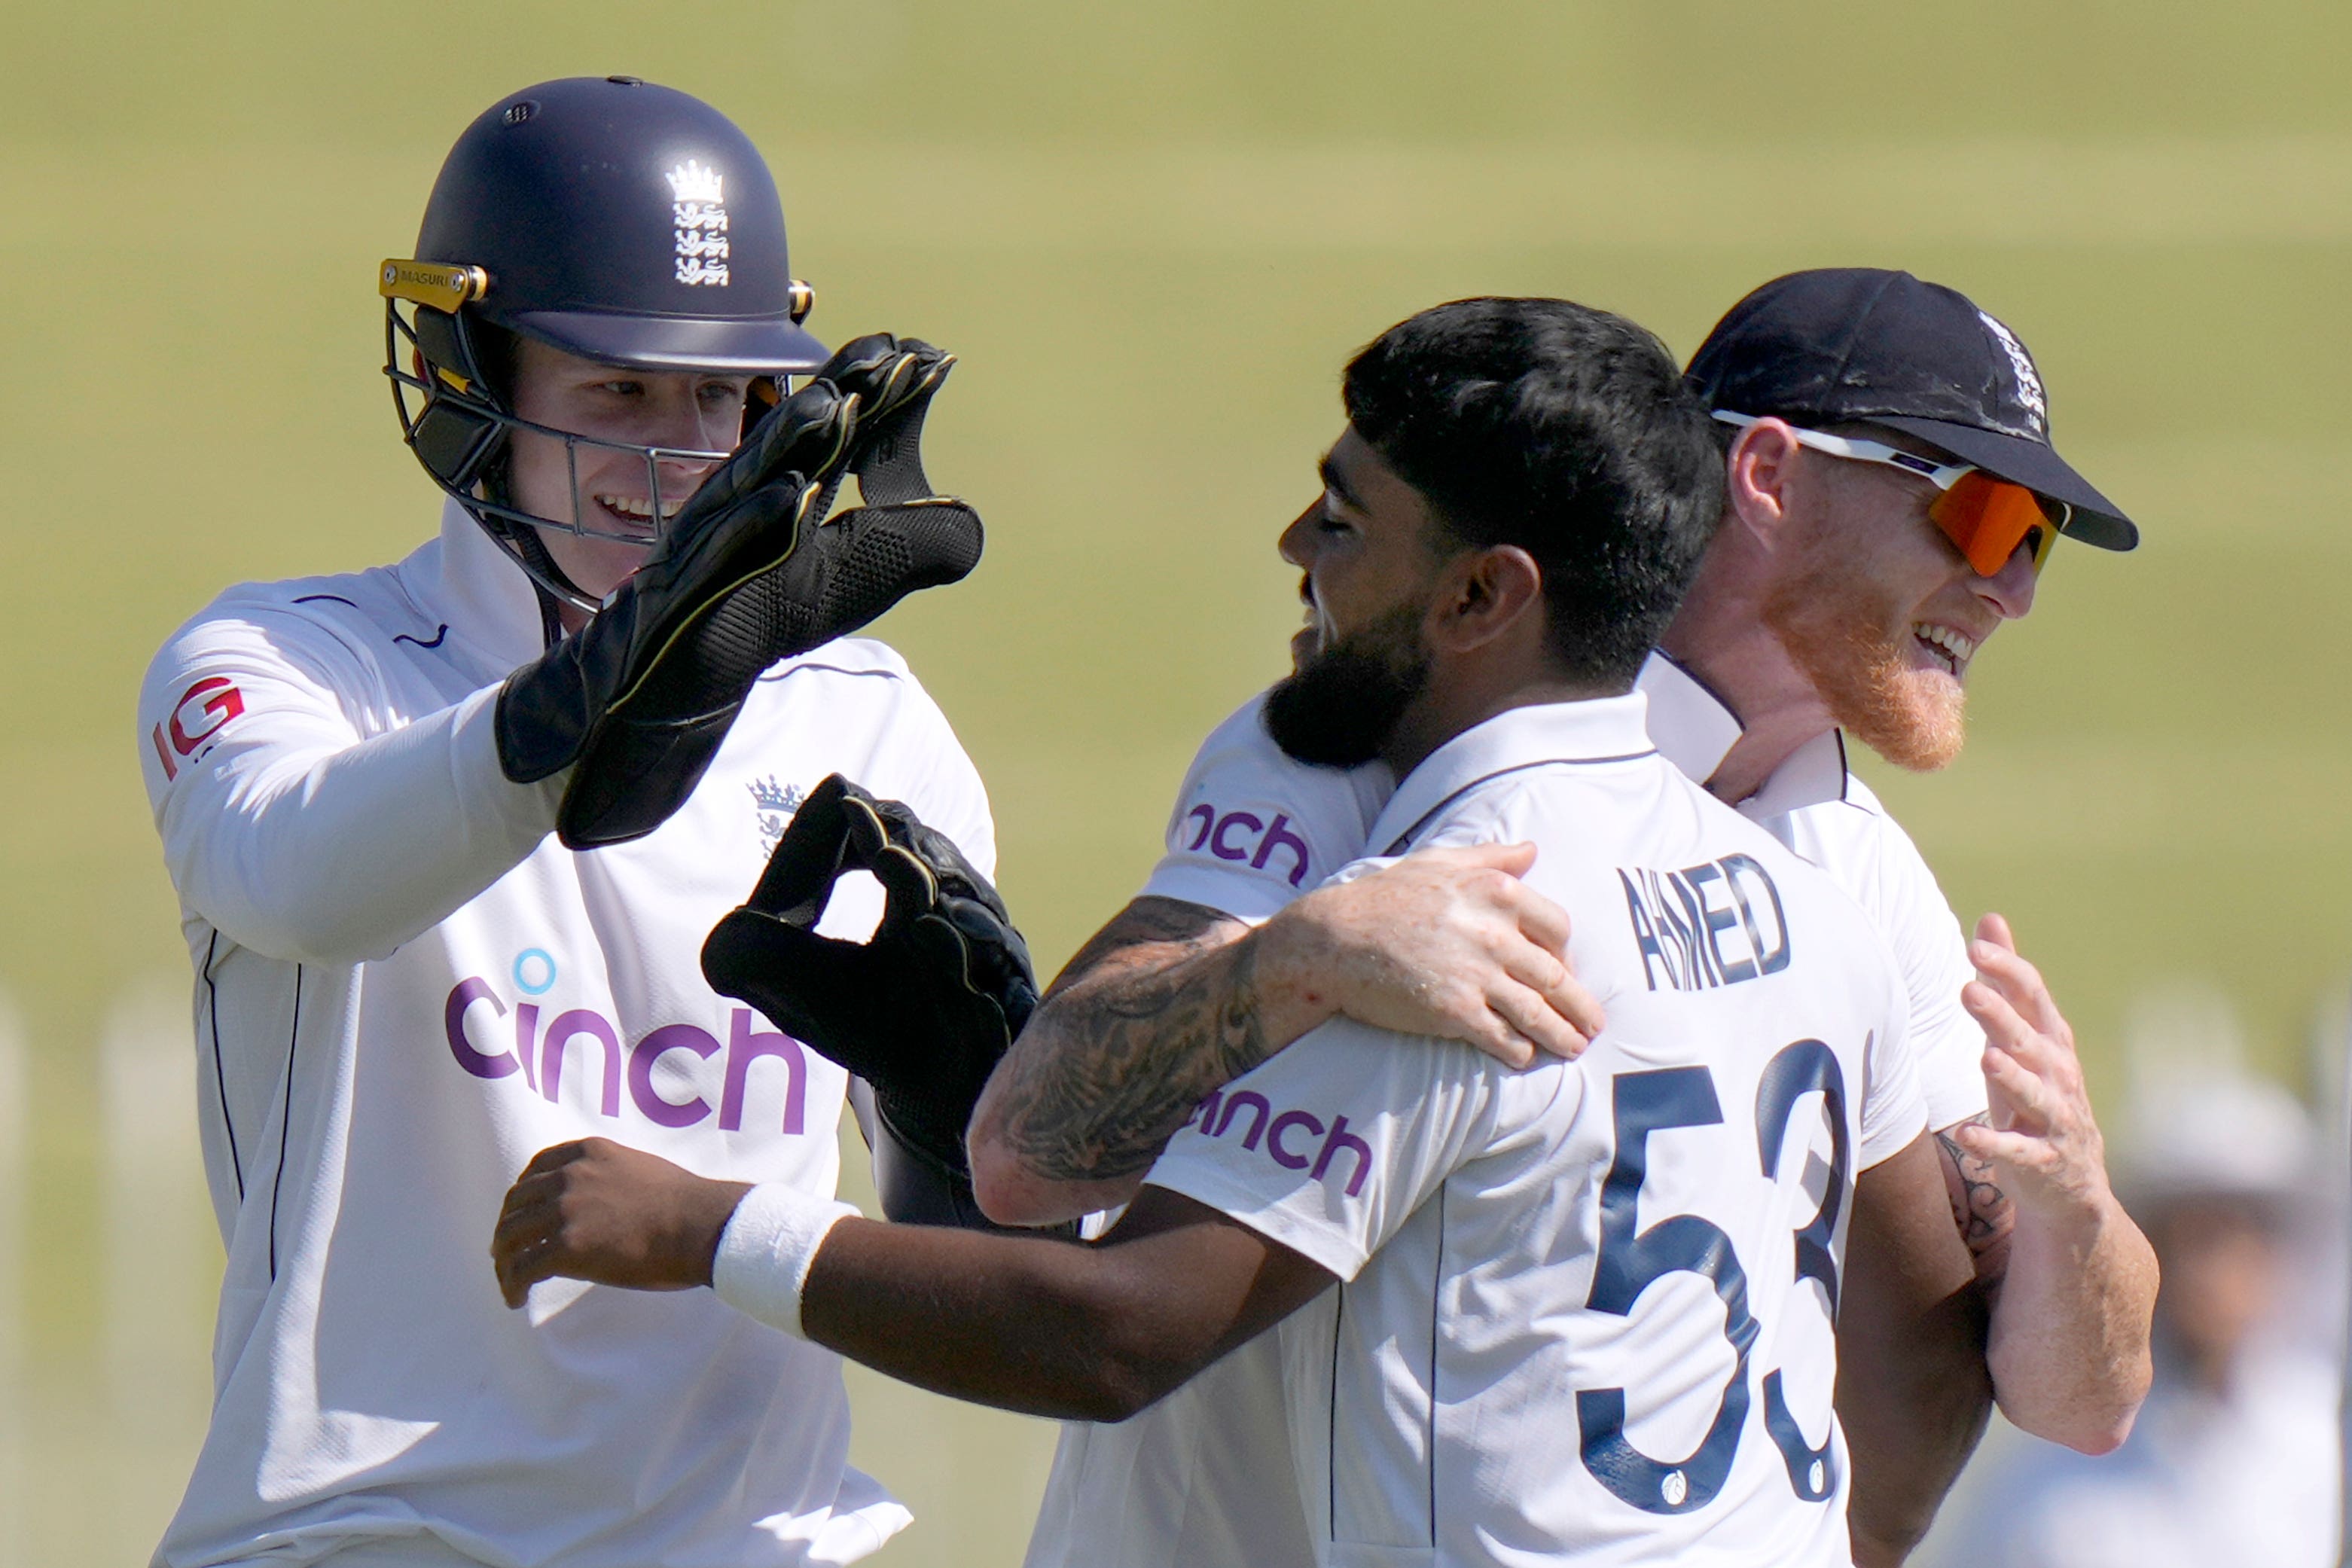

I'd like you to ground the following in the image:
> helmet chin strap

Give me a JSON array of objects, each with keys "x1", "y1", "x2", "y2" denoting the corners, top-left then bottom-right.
[
  {"x1": 467, "y1": 450, "x2": 604, "y2": 642},
  {"x1": 385, "y1": 298, "x2": 596, "y2": 636},
  {"x1": 483, "y1": 511, "x2": 598, "y2": 644}
]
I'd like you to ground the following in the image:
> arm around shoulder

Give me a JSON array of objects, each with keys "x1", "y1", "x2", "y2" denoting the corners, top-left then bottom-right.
[
  {"x1": 968, "y1": 844, "x2": 1602, "y2": 1225},
  {"x1": 966, "y1": 895, "x2": 1268, "y2": 1225}
]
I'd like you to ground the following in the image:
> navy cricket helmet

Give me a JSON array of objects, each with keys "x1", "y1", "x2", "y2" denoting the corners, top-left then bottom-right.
[{"x1": 380, "y1": 76, "x2": 828, "y2": 609}]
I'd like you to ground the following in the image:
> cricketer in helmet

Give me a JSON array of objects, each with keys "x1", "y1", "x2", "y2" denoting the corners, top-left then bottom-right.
[
  {"x1": 136, "y1": 77, "x2": 996, "y2": 1567},
  {"x1": 383, "y1": 75, "x2": 829, "y2": 621}
]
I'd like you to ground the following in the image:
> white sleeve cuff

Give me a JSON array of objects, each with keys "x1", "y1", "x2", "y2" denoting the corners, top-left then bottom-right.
[
  {"x1": 711, "y1": 1183, "x2": 862, "y2": 1338},
  {"x1": 450, "y1": 681, "x2": 566, "y2": 834}
]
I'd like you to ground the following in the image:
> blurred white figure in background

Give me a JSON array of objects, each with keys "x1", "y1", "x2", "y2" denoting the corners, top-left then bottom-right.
[
  {"x1": 1936, "y1": 984, "x2": 2342, "y2": 1568},
  {"x1": 99, "y1": 978, "x2": 213, "y2": 1429}
]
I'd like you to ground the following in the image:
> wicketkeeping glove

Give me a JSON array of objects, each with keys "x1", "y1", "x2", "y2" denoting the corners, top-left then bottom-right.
[
  {"x1": 700, "y1": 773, "x2": 1039, "y2": 1183},
  {"x1": 496, "y1": 335, "x2": 982, "y2": 849}
]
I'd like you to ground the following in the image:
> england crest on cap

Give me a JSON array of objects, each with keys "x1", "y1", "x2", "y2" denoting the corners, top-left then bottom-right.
[{"x1": 1976, "y1": 310, "x2": 2047, "y2": 435}]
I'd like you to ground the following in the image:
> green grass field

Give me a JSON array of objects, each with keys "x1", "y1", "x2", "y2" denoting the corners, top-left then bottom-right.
[{"x1": 6, "y1": 2, "x2": 2352, "y2": 1559}]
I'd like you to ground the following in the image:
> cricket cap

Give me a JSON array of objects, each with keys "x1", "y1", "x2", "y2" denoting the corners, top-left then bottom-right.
[{"x1": 1685, "y1": 267, "x2": 2136, "y2": 551}]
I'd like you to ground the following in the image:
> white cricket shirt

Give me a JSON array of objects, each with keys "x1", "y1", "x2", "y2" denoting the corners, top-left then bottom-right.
[
  {"x1": 1145, "y1": 694, "x2": 1926, "y2": 1567},
  {"x1": 1021, "y1": 660, "x2": 1986, "y2": 1568},
  {"x1": 1021, "y1": 695, "x2": 1384, "y2": 1568},
  {"x1": 1637, "y1": 655, "x2": 1987, "y2": 1133},
  {"x1": 137, "y1": 501, "x2": 993, "y2": 1568}
]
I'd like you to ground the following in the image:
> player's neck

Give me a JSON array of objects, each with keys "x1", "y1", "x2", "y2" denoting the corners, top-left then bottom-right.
[
  {"x1": 1658, "y1": 582, "x2": 1835, "y2": 808},
  {"x1": 1701, "y1": 711, "x2": 1835, "y2": 808}
]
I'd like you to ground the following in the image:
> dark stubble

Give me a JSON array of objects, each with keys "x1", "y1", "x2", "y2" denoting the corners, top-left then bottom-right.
[{"x1": 1261, "y1": 603, "x2": 1432, "y2": 768}]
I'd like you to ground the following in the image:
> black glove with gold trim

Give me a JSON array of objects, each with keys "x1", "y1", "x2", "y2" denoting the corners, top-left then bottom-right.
[
  {"x1": 701, "y1": 773, "x2": 1038, "y2": 1185},
  {"x1": 496, "y1": 337, "x2": 982, "y2": 849}
]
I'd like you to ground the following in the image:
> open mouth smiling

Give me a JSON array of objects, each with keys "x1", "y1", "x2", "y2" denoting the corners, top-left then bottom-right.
[
  {"x1": 595, "y1": 493, "x2": 682, "y2": 521},
  {"x1": 1913, "y1": 622, "x2": 1978, "y2": 677},
  {"x1": 591, "y1": 493, "x2": 682, "y2": 537}
]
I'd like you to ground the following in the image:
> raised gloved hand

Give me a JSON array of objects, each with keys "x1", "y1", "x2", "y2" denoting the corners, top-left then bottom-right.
[
  {"x1": 702, "y1": 773, "x2": 1038, "y2": 1185},
  {"x1": 496, "y1": 335, "x2": 983, "y2": 849}
]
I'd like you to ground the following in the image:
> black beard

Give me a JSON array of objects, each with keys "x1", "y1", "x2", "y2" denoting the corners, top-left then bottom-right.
[{"x1": 1261, "y1": 606, "x2": 1431, "y2": 768}]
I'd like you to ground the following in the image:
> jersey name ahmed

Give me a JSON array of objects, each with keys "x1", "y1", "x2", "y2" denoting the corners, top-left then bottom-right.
[
  {"x1": 1145, "y1": 694, "x2": 1926, "y2": 1567},
  {"x1": 1146, "y1": 657, "x2": 1986, "y2": 1130},
  {"x1": 1023, "y1": 661, "x2": 1981, "y2": 1568},
  {"x1": 136, "y1": 501, "x2": 992, "y2": 1568}
]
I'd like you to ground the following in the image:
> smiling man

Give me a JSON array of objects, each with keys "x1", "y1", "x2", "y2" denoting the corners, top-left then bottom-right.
[
  {"x1": 498, "y1": 333, "x2": 746, "y2": 630},
  {"x1": 495, "y1": 294, "x2": 1984, "y2": 1568},
  {"x1": 949, "y1": 269, "x2": 2157, "y2": 1568},
  {"x1": 136, "y1": 78, "x2": 1005, "y2": 1568},
  {"x1": 1659, "y1": 272, "x2": 2158, "y2": 1554}
]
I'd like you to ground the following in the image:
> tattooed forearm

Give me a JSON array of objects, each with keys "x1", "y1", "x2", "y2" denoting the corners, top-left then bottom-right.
[
  {"x1": 1937, "y1": 1112, "x2": 2017, "y2": 1287},
  {"x1": 983, "y1": 898, "x2": 1283, "y2": 1185}
]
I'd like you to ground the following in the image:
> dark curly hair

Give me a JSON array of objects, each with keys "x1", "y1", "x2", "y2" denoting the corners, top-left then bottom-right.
[{"x1": 1344, "y1": 297, "x2": 1725, "y2": 686}]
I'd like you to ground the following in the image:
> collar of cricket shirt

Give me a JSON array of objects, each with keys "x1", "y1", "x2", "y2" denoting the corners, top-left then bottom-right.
[
  {"x1": 1369, "y1": 691, "x2": 1658, "y2": 857},
  {"x1": 426, "y1": 497, "x2": 567, "y2": 673},
  {"x1": 1636, "y1": 651, "x2": 1850, "y2": 823}
]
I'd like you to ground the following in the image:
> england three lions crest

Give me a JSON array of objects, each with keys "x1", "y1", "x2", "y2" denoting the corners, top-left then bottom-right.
[
  {"x1": 750, "y1": 775, "x2": 805, "y2": 854},
  {"x1": 1977, "y1": 310, "x2": 2047, "y2": 432},
  {"x1": 667, "y1": 159, "x2": 731, "y2": 287}
]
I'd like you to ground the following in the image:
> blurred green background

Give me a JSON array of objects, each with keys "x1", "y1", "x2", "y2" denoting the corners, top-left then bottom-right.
[{"x1": 5, "y1": 0, "x2": 2350, "y2": 1560}]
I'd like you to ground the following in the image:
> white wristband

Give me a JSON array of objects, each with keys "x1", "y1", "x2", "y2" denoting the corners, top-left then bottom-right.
[{"x1": 711, "y1": 1183, "x2": 862, "y2": 1339}]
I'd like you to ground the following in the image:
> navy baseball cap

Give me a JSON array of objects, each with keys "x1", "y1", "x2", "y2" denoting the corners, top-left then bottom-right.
[{"x1": 1685, "y1": 269, "x2": 2137, "y2": 551}]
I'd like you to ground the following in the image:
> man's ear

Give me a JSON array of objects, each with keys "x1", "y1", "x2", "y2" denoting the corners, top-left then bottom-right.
[
  {"x1": 1430, "y1": 545, "x2": 1545, "y2": 654},
  {"x1": 1725, "y1": 419, "x2": 1803, "y2": 548}
]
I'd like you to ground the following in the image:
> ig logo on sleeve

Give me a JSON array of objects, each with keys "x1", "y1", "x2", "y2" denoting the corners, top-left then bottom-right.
[{"x1": 148, "y1": 676, "x2": 246, "y2": 781}]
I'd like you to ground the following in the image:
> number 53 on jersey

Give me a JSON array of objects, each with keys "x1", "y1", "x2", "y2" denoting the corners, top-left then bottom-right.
[{"x1": 1579, "y1": 1040, "x2": 1857, "y2": 1516}]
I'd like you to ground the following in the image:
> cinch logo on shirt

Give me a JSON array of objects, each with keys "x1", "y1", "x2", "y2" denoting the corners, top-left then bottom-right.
[
  {"x1": 444, "y1": 977, "x2": 810, "y2": 1134},
  {"x1": 1182, "y1": 1084, "x2": 1372, "y2": 1196},
  {"x1": 1618, "y1": 853, "x2": 1792, "y2": 993},
  {"x1": 1175, "y1": 804, "x2": 1312, "y2": 887}
]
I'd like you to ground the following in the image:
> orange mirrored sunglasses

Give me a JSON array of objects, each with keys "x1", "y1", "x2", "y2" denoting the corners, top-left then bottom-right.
[{"x1": 1713, "y1": 412, "x2": 2069, "y2": 577}]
